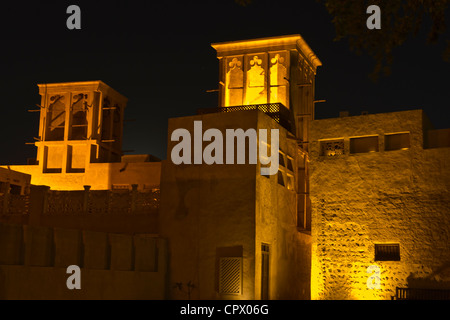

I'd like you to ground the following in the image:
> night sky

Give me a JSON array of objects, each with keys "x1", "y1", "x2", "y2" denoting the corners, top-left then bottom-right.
[{"x1": 0, "y1": 0, "x2": 448, "y2": 164}]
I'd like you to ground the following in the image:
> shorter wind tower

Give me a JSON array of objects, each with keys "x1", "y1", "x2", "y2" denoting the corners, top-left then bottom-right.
[{"x1": 31, "y1": 81, "x2": 127, "y2": 174}]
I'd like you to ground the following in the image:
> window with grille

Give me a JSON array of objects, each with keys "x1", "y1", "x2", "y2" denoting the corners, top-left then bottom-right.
[
  {"x1": 219, "y1": 257, "x2": 242, "y2": 295},
  {"x1": 375, "y1": 243, "x2": 400, "y2": 261},
  {"x1": 320, "y1": 139, "x2": 344, "y2": 156}
]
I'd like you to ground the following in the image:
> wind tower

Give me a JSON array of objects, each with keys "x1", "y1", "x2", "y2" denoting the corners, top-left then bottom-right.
[
  {"x1": 32, "y1": 81, "x2": 127, "y2": 174},
  {"x1": 211, "y1": 34, "x2": 322, "y2": 149}
]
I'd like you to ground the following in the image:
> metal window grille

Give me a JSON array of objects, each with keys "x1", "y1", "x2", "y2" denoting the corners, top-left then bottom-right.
[
  {"x1": 219, "y1": 257, "x2": 242, "y2": 295},
  {"x1": 375, "y1": 243, "x2": 400, "y2": 261}
]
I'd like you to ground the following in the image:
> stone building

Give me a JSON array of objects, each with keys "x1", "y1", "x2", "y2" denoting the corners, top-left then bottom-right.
[
  {"x1": 309, "y1": 110, "x2": 450, "y2": 299},
  {"x1": 2, "y1": 81, "x2": 160, "y2": 191},
  {"x1": 0, "y1": 34, "x2": 449, "y2": 300},
  {"x1": 160, "y1": 35, "x2": 320, "y2": 299}
]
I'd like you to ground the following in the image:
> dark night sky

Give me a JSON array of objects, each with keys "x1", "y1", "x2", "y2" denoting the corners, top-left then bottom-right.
[{"x1": 0, "y1": 0, "x2": 448, "y2": 164}]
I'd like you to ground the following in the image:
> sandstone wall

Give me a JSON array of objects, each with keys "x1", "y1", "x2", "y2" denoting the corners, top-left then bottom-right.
[{"x1": 309, "y1": 110, "x2": 450, "y2": 300}]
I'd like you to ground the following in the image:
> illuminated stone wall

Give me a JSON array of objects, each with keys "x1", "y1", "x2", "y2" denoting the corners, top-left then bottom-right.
[
  {"x1": 160, "y1": 109, "x2": 310, "y2": 300},
  {"x1": 255, "y1": 112, "x2": 311, "y2": 300},
  {"x1": 3, "y1": 161, "x2": 161, "y2": 191},
  {"x1": 309, "y1": 110, "x2": 450, "y2": 300}
]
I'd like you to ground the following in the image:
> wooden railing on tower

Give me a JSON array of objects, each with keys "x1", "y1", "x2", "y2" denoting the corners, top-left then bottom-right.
[{"x1": 197, "y1": 103, "x2": 293, "y2": 133}]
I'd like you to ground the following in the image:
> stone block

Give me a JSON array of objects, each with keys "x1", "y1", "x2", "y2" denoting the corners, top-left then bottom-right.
[
  {"x1": 83, "y1": 230, "x2": 110, "y2": 269},
  {"x1": 109, "y1": 233, "x2": 133, "y2": 271},
  {"x1": 134, "y1": 235, "x2": 157, "y2": 272},
  {"x1": 24, "y1": 225, "x2": 54, "y2": 267},
  {"x1": 54, "y1": 228, "x2": 82, "y2": 267},
  {"x1": 0, "y1": 223, "x2": 23, "y2": 265}
]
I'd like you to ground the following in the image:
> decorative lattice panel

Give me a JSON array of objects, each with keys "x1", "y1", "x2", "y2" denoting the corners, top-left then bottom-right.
[
  {"x1": 219, "y1": 257, "x2": 242, "y2": 295},
  {"x1": 321, "y1": 139, "x2": 344, "y2": 156}
]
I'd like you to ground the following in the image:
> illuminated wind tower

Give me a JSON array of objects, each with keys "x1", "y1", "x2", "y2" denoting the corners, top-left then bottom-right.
[
  {"x1": 212, "y1": 35, "x2": 322, "y2": 231},
  {"x1": 212, "y1": 34, "x2": 322, "y2": 147},
  {"x1": 33, "y1": 81, "x2": 127, "y2": 174}
]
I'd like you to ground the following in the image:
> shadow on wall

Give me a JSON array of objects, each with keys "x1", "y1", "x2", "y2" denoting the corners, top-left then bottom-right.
[
  {"x1": 407, "y1": 263, "x2": 450, "y2": 290},
  {"x1": 321, "y1": 273, "x2": 354, "y2": 300}
]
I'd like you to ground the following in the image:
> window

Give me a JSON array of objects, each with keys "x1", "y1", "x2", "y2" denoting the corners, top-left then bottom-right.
[
  {"x1": 385, "y1": 133, "x2": 410, "y2": 151},
  {"x1": 69, "y1": 93, "x2": 89, "y2": 140},
  {"x1": 350, "y1": 136, "x2": 379, "y2": 154},
  {"x1": 261, "y1": 243, "x2": 270, "y2": 300},
  {"x1": 46, "y1": 94, "x2": 66, "y2": 141},
  {"x1": 219, "y1": 257, "x2": 242, "y2": 295},
  {"x1": 225, "y1": 56, "x2": 244, "y2": 106},
  {"x1": 375, "y1": 243, "x2": 400, "y2": 261},
  {"x1": 276, "y1": 151, "x2": 295, "y2": 190},
  {"x1": 286, "y1": 173, "x2": 294, "y2": 191},
  {"x1": 286, "y1": 156, "x2": 294, "y2": 171},
  {"x1": 277, "y1": 170, "x2": 285, "y2": 186},
  {"x1": 279, "y1": 151, "x2": 285, "y2": 167},
  {"x1": 269, "y1": 52, "x2": 288, "y2": 107},
  {"x1": 320, "y1": 139, "x2": 344, "y2": 156}
]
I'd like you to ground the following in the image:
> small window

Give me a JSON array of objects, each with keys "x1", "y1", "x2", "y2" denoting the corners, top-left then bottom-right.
[
  {"x1": 261, "y1": 243, "x2": 270, "y2": 300},
  {"x1": 375, "y1": 243, "x2": 400, "y2": 261},
  {"x1": 70, "y1": 93, "x2": 89, "y2": 140},
  {"x1": 321, "y1": 139, "x2": 344, "y2": 156},
  {"x1": 9, "y1": 184, "x2": 22, "y2": 195},
  {"x1": 277, "y1": 170, "x2": 285, "y2": 186},
  {"x1": 219, "y1": 257, "x2": 242, "y2": 295},
  {"x1": 286, "y1": 174, "x2": 294, "y2": 191},
  {"x1": 385, "y1": 133, "x2": 410, "y2": 151},
  {"x1": 350, "y1": 136, "x2": 379, "y2": 154},
  {"x1": 286, "y1": 156, "x2": 294, "y2": 171},
  {"x1": 46, "y1": 94, "x2": 66, "y2": 141},
  {"x1": 279, "y1": 151, "x2": 285, "y2": 167}
]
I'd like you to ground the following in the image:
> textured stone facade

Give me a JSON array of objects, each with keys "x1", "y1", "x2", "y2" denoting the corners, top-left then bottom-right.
[{"x1": 309, "y1": 110, "x2": 450, "y2": 300}]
